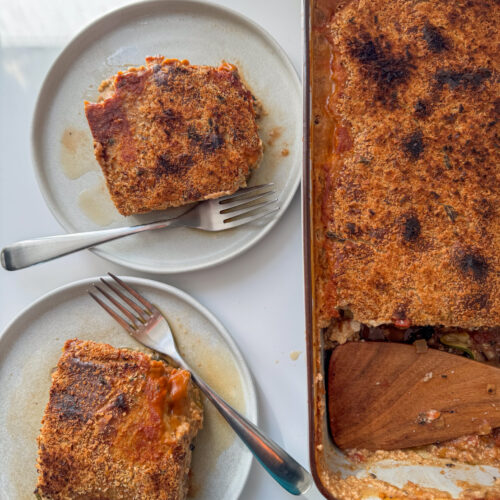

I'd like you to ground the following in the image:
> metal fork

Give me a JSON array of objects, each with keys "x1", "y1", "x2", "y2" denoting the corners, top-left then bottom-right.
[
  {"x1": 1, "y1": 184, "x2": 278, "y2": 271},
  {"x1": 89, "y1": 273, "x2": 311, "y2": 496}
]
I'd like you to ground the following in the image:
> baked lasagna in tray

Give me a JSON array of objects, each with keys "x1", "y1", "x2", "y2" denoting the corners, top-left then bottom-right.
[
  {"x1": 309, "y1": 0, "x2": 499, "y2": 495},
  {"x1": 85, "y1": 57, "x2": 263, "y2": 216},
  {"x1": 35, "y1": 339, "x2": 203, "y2": 500}
]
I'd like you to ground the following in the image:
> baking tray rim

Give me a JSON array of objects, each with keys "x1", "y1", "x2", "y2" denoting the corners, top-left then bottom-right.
[{"x1": 301, "y1": 0, "x2": 337, "y2": 498}]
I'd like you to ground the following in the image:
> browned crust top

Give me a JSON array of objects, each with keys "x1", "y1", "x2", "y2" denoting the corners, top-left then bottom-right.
[
  {"x1": 85, "y1": 57, "x2": 262, "y2": 216},
  {"x1": 35, "y1": 339, "x2": 203, "y2": 500},
  {"x1": 315, "y1": 0, "x2": 499, "y2": 328}
]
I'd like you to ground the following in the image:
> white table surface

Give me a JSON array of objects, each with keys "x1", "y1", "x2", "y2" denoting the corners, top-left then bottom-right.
[{"x1": 0, "y1": 0, "x2": 326, "y2": 498}]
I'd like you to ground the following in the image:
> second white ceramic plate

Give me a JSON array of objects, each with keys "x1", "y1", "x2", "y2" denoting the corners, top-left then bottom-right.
[
  {"x1": 32, "y1": 0, "x2": 301, "y2": 273},
  {"x1": 0, "y1": 276, "x2": 257, "y2": 500}
]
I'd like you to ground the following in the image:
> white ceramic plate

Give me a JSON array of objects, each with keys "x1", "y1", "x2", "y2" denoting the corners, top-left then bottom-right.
[
  {"x1": 0, "y1": 276, "x2": 257, "y2": 500},
  {"x1": 32, "y1": 0, "x2": 301, "y2": 273}
]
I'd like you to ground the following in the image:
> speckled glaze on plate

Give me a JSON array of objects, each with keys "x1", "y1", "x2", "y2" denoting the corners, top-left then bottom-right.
[
  {"x1": 32, "y1": 0, "x2": 301, "y2": 273},
  {"x1": 0, "y1": 276, "x2": 257, "y2": 500}
]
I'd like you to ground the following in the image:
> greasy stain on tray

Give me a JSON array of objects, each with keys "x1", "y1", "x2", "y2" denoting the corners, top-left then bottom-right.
[
  {"x1": 60, "y1": 127, "x2": 98, "y2": 179},
  {"x1": 78, "y1": 181, "x2": 120, "y2": 226}
]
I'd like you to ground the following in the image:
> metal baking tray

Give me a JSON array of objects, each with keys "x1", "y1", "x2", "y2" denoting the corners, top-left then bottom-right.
[{"x1": 302, "y1": 1, "x2": 500, "y2": 498}]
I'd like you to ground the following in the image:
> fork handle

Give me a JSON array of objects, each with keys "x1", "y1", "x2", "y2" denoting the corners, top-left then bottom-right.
[
  {"x1": 190, "y1": 372, "x2": 312, "y2": 495},
  {"x1": 0, "y1": 219, "x2": 181, "y2": 271}
]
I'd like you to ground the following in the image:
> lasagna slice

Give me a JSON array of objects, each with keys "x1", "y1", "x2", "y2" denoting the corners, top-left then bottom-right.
[
  {"x1": 35, "y1": 339, "x2": 203, "y2": 500},
  {"x1": 317, "y1": 0, "x2": 499, "y2": 331},
  {"x1": 85, "y1": 57, "x2": 263, "y2": 216}
]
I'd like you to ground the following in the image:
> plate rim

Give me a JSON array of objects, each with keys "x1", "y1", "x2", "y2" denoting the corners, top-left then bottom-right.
[
  {"x1": 0, "y1": 275, "x2": 258, "y2": 500},
  {"x1": 31, "y1": 0, "x2": 302, "y2": 274}
]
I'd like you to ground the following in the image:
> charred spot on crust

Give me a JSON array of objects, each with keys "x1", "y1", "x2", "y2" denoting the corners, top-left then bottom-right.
[
  {"x1": 457, "y1": 251, "x2": 489, "y2": 281},
  {"x1": 443, "y1": 204, "x2": 458, "y2": 222},
  {"x1": 494, "y1": 99, "x2": 500, "y2": 117},
  {"x1": 402, "y1": 214, "x2": 421, "y2": 241},
  {"x1": 422, "y1": 22, "x2": 449, "y2": 52},
  {"x1": 434, "y1": 68, "x2": 492, "y2": 90},
  {"x1": 172, "y1": 443, "x2": 187, "y2": 464},
  {"x1": 463, "y1": 293, "x2": 489, "y2": 310},
  {"x1": 414, "y1": 99, "x2": 430, "y2": 118},
  {"x1": 188, "y1": 125, "x2": 225, "y2": 153},
  {"x1": 443, "y1": 113, "x2": 457, "y2": 124},
  {"x1": 201, "y1": 131, "x2": 225, "y2": 152},
  {"x1": 35, "y1": 455, "x2": 73, "y2": 496},
  {"x1": 154, "y1": 70, "x2": 171, "y2": 88},
  {"x1": 403, "y1": 131, "x2": 424, "y2": 159},
  {"x1": 187, "y1": 125, "x2": 202, "y2": 143},
  {"x1": 392, "y1": 303, "x2": 409, "y2": 322},
  {"x1": 50, "y1": 392, "x2": 87, "y2": 421},
  {"x1": 114, "y1": 393, "x2": 128, "y2": 412},
  {"x1": 153, "y1": 65, "x2": 190, "y2": 89},
  {"x1": 368, "y1": 227, "x2": 387, "y2": 240},
  {"x1": 49, "y1": 357, "x2": 110, "y2": 421},
  {"x1": 156, "y1": 107, "x2": 182, "y2": 135},
  {"x1": 159, "y1": 108, "x2": 179, "y2": 122},
  {"x1": 474, "y1": 198, "x2": 495, "y2": 220},
  {"x1": 155, "y1": 153, "x2": 193, "y2": 177},
  {"x1": 349, "y1": 34, "x2": 411, "y2": 100},
  {"x1": 171, "y1": 65, "x2": 190, "y2": 74},
  {"x1": 326, "y1": 231, "x2": 346, "y2": 242},
  {"x1": 185, "y1": 186, "x2": 202, "y2": 200},
  {"x1": 346, "y1": 222, "x2": 357, "y2": 234}
]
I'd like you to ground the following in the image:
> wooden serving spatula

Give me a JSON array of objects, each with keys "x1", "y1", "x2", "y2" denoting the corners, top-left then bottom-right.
[{"x1": 328, "y1": 342, "x2": 500, "y2": 450}]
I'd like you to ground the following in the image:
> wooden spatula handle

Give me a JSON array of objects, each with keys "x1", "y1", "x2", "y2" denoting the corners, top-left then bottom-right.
[{"x1": 328, "y1": 342, "x2": 500, "y2": 450}]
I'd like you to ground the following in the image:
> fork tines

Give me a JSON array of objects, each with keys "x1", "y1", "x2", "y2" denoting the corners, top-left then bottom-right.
[
  {"x1": 218, "y1": 183, "x2": 279, "y2": 228},
  {"x1": 89, "y1": 273, "x2": 154, "y2": 333}
]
